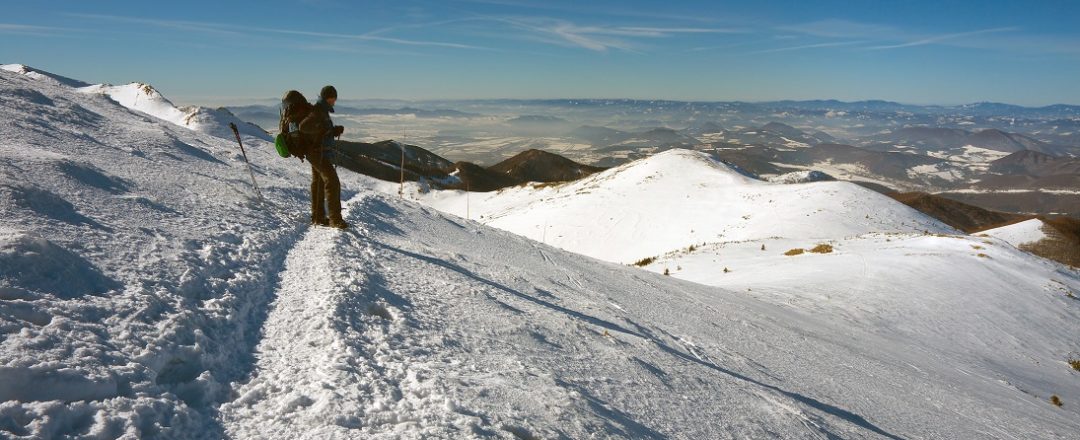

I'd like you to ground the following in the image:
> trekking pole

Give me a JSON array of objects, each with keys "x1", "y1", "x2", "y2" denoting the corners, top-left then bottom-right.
[
  {"x1": 399, "y1": 131, "x2": 405, "y2": 197},
  {"x1": 228, "y1": 122, "x2": 267, "y2": 205}
]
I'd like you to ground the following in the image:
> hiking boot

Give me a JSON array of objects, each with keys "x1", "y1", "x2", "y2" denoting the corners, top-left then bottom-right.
[
  {"x1": 328, "y1": 218, "x2": 350, "y2": 229},
  {"x1": 311, "y1": 217, "x2": 329, "y2": 226}
]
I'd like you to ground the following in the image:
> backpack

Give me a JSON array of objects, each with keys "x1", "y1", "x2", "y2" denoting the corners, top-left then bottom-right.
[{"x1": 275, "y1": 90, "x2": 314, "y2": 160}]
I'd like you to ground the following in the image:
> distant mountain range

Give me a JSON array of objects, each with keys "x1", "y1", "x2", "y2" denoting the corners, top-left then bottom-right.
[
  {"x1": 211, "y1": 83, "x2": 1080, "y2": 217},
  {"x1": 332, "y1": 142, "x2": 604, "y2": 192}
]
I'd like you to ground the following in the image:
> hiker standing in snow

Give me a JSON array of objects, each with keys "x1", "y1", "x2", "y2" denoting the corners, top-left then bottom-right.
[{"x1": 300, "y1": 85, "x2": 349, "y2": 229}]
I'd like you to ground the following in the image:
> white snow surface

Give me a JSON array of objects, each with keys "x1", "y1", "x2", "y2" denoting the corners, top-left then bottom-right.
[
  {"x1": 2, "y1": 66, "x2": 1080, "y2": 439},
  {"x1": 77, "y1": 82, "x2": 271, "y2": 142},
  {"x1": 410, "y1": 150, "x2": 957, "y2": 264},
  {"x1": 982, "y1": 218, "x2": 1049, "y2": 247}
]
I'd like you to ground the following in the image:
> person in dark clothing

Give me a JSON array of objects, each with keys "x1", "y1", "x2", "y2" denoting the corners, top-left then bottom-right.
[{"x1": 299, "y1": 85, "x2": 348, "y2": 229}]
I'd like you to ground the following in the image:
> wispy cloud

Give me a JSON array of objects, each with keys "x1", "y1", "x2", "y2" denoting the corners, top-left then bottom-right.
[
  {"x1": 452, "y1": 0, "x2": 731, "y2": 24},
  {"x1": 615, "y1": 26, "x2": 744, "y2": 35},
  {"x1": 747, "y1": 40, "x2": 870, "y2": 54},
  {"x1": 480, "y1": 16, "x2": 742, "y2": 52},
  {"x1": 779, "y1": 19, "x2": 895, "y2": 39},
  {"x1": 778, "y1": 18, "x2": 1078, "y2": 56},
  {"x1": 69, "y1": 13, "x2": 245, "y2": 37},
  {"x1": 66, "y1": 13, "x2": 490, "y2": 50},
  {"x1": 0, "y1": 23, "x2": 74, "y2": 37},
  {"x1": 483, "y1": 16, "x2": 637, "y2": 52},
  {"x1": 261, "y1": 27, "x2": 488, "y2": 50},
  {"x1": 866, "y1": 27, "x2": 1018, "y2": 50}
]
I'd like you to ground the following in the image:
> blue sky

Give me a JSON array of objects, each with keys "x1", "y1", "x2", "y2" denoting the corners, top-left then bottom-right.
[{"x1": 2, "y1": 0, "x2": 1079, "y2": 106}]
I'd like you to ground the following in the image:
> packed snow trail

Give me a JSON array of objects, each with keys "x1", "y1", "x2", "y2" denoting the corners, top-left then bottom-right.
[
  {"x1": 221, "y1": 197, "x2": 484, "y2": 438},
  {"x1": 221, "y1": 191, "x2": 1079, "y2": 439}
]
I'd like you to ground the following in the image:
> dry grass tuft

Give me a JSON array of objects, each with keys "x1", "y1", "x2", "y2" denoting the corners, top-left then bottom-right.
[
  {"x1": 633, "y1": 256, "x2": 656, "y2": 267},
  {"x1": 1051, "y1": 395, "x2": 1063, "y2": 407},
  {"x1": 784, "y1": 248, "x2": 805, "y2": 256},
  {"x1": 809, "y1": 244, "x2": 834, "y2": 254},
  {"x1": 976, "y1": 253, "x2": 990, "y2": 259}
]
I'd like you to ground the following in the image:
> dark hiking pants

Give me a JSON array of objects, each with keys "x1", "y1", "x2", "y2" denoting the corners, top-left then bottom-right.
[{"x1": 310, "y1": 154, "x2": 342, "y2": 222}]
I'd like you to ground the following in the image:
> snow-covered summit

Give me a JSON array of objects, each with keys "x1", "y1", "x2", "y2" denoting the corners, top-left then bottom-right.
[
  {"x1": 78, "y1": 82, "x2": 189, "y2": 126},
  {"x1": 411, "y1": 148, "x2": 954, "y2": 263},
  {"x1": 1, "y1": 63, "x2": 90, "y2": 87},
  {"x1": 79, "y1": 82, "x2": 272, "y2": 142},
  {"x1": 4, "y1": 64, "x2": 270, "y2": 142}
]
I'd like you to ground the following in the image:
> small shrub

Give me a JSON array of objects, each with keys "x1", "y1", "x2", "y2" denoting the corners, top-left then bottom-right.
[
  {"x1": 687, "y1": 244, "x2": 696, "y2": 252},
  {"x1": 976, "y1": 253, "x2": 990, "y2": 259},
  {"x1": 809, "y1": 244, "x2": 834, "y2": 254},
  {"x1": 663, "y1": 268, "x2": 670, "y2": 276},
  {"x1": 784, "y1": 248, "x2": 805, "y2": 256},
  {"x1": 1051, "y1": 395, "x2": 1063, "y2": 407},
  {"x1": 633, "y1": 256, "x2": 656, "y2": 267},
  {"x1": 971, "y1": 245, "x2": 984, "y2": 250},
  {"x1": 1069, "y1": 357, "x2": 1080, "y2": 371},
  {"x1": 723, "y1": 267, "x2": 730, "y2": 273}
]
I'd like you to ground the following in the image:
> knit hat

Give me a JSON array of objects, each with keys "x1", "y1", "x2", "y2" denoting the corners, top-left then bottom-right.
[{"x1": 320, "y1": 85, "x2": 338, "y2": 100}]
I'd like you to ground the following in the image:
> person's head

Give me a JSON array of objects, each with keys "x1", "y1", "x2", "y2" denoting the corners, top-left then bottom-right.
[{"x1": 320, "y1": 85, "x2": 338, "y2": 106}]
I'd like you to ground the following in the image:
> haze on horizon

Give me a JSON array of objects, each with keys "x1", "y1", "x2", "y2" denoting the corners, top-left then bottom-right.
[{"x1": 2, "y1": 0, "x2": 1079, "y2": 107}]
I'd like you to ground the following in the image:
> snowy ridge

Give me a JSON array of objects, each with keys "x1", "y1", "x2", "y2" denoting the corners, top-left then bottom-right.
[
  {"x1": 2, "y1": 65, "x2": 1080, "y2": 439},
  {"x1": 410, "y1": 149, "x2": 956, "y2": 264},
  {"x1": 78, "y1": 83, "x2": 272, "y2": 142},
  {"x1": 1, "y1": 63, "x2": 90, "y2": 87},
  {"x1": 982, "y1": 218, "x2": 1048, "y2": 247},
  {"x1": 3, "y1": 64, "x2": 269, "y2": 142}
]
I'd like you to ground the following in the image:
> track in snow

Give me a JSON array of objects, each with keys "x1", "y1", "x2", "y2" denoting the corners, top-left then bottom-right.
[{"x1": 218, "y1": 191, "x2": 1019, "y2": 439}]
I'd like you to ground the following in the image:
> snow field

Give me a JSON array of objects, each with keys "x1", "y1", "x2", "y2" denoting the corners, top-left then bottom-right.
[{"x1": 2, "y1": 64, "x2": 1080, "y2": 439}]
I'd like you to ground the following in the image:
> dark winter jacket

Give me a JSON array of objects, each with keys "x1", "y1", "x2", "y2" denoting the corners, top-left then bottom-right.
[{"x1": 299, "y1": 99, "x2": 336, "y2": 154}]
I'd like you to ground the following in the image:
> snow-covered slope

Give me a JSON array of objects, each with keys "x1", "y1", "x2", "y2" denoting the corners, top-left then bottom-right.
[
  {"x1": 410, "y1": 149, "x2": 956, "y2": 264},
  {"x1": 982, "y1": 218, "x2": 1048, "y2": 247},
  {"x1": 2, "y1": 63, "x2": 90, "y2": 87},
  {"x1": 77, "y1": 82, "x2": 189, "y2": 127},
  {"x1": 0, "y1": 65, "x2": 323, "y2": 437},
  {"x1": 74, "y1": 76, "x2": 271, "y2": 142},
  {"x1": 3, "y1": 66, "x2": 1080, "y2": 439}
]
